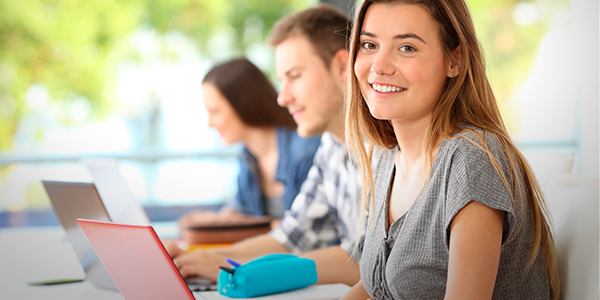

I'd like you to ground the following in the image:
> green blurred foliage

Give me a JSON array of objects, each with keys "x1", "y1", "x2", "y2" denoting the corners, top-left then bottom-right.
[
  {"x1": 0, "y1": 0, "x2": 146, "y2": 149},
  {"x1": 0, "y1": 0, "x2": 311, "y2": 150},
  {"x1": 0, "y1": 0, "x2": 569, "y2": 150}
]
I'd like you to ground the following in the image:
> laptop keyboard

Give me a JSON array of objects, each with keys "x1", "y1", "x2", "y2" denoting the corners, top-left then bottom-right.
[{"x1": 185, "y1": 277, "x2": 217, "y2": 291}]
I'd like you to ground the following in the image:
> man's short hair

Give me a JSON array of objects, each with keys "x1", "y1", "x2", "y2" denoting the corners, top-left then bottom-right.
[{"x1": 268, "y1": 4, "x2": 351, "y2": 68}]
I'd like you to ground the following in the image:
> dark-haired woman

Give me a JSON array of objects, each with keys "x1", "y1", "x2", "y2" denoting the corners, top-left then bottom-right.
[{"x1": 180, "y1": 58, "x2": 320, "y2": 228}]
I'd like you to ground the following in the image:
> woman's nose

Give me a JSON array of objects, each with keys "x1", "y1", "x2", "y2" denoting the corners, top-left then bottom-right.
[{"x1": 370, "y1": 50, "x2": 396, "y2": 76}]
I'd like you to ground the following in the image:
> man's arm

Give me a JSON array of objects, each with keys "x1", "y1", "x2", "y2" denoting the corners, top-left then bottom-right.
[
  {"x1": 224, "y1": 237, "x2": 360, "y2": 286},
  {"x1": 170, "y1": 234, "x2": 289, "y2": 281},
  {"x1": 301, "y1": 245, "x2": 360, "y2": 286},
  {"x1": 169, "y1": 235, "x2": 360, "y2": 286}
]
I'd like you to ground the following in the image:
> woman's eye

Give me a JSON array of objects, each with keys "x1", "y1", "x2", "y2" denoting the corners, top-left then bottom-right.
[
  {"x1": 360, "y1": 41, "x2": 377, "y2": 50},
  {"x1": 399, "y1": 45, "x2": 416, "y2": 53}
]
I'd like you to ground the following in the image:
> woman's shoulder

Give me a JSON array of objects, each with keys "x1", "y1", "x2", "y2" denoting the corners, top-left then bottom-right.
[
  {"x1": 371, "y1": 145, "x2": 396, "y2": 164},
  {"x1": 370, "y1": 145, "x2": 398, "y2": 177},
  {"x1": 443, "y1": 128, "x2": 504, "y2": 157},
  {"x1": 436, "y1": 128, "x2": 511, "y2": 176}
]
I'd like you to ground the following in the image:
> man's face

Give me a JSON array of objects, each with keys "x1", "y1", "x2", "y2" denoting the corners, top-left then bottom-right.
[{"x1": 275, "y1": 34, "x2": 345, "y2": 138}]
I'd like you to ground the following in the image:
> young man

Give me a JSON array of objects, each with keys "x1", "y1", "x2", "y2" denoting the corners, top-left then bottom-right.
[{"x1": 168, "y1": 4, "x2": 362, "y2": 286}]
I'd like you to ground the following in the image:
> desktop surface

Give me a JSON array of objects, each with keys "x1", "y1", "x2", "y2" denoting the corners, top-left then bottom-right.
[
  {"x1": 0, "y1": 222, "x2": 181, "y2": 300},
  {"x1": 0, "y1": 227, "x2": 124, "y2": 300},
  {"x1": 0, "y1": 225, "x2": 350, "y2": 300}
]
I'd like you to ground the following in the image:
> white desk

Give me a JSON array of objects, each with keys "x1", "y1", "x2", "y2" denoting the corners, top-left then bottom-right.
[
  {"x1": 0, "y1": 226, "x2": 351, "y2": 300},
  {"x1": 0, "y1": 226, "x2": 124, "y2": 300}
]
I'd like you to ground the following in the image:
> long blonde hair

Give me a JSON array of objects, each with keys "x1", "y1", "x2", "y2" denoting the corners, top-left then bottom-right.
[{"x1": 345, "y1": 0, "x2": 560, "y2": 298}]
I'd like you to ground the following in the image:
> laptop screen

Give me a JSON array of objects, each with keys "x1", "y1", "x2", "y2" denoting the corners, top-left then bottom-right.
[
  {"x1": 81, "y1": 159, "x2": 151, "y2": 225},
  {"x1": 77, "y1": 219, "x2": 196, "y2": 300},
  {"x1": 42, "y1": 180, "x2": 117, "y2": 290}
]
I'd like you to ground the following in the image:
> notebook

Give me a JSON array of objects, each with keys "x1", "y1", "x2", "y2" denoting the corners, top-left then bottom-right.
[
  {"x1": 77, "y1": 219, "x2": 350, "y2": 300},
  {"x1": 43, "y1": 180, "x2": 118, "y2": 290},
  {"x1": 43, "y1": 181, "x2": 214, "y2": 292}
]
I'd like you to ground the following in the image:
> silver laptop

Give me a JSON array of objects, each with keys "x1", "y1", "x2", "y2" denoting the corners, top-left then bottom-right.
[{"x1": 42, "y1": 180, "x2": 119, "y2": 290}]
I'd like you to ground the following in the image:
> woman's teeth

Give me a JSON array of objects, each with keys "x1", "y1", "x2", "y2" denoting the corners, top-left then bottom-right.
[{"x1": 372, "y1": 84, "x2": 404, "y2": 93}]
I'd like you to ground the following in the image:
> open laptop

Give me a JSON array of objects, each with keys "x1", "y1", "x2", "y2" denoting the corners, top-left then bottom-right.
[
  {"x1": 43, "y1": 180, "x2": 214, "y2": 292},
  {"x1": 42, "y1": 180, "x2": 118, "y2": 290},
  {"x1": 78, "y1": 219, "x2": 198, "y2": 299},
  {"x1": 77, "y1": 219, "x2": 350, "y2": 300},
  {"x1": 82, "y1": 158, "x2": 181, "y2": 238},
  {"x1": 80, "y1": 159, "x2": 151, "y2": 226}
]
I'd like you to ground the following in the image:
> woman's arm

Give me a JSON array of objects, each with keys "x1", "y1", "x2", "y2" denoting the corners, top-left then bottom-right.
[
  {"x1": 340, "y1": 280, "x2": 372, "y2": 300},
  {"x1": 445, "y1": 200, "x2": 504, "y2": 300}
]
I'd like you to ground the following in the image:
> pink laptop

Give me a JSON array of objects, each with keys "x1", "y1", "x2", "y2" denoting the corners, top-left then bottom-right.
[{"x1": 77, "y1": 219, "x2": 196, "y2": 300}]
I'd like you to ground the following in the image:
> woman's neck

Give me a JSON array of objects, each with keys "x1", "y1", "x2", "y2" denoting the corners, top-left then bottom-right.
[
  {"x1": 243, "y1": 127, "x2": 279, "y2": 160},
  {"x1": 391, "y1": 117, "x2": 432, "y2": 165},
  {"x1": 243, "y1": 127, "x2": 283, "y2": 199},
  {"x1": 391, "y1": 116, "x2": 443, "y2": 173}
]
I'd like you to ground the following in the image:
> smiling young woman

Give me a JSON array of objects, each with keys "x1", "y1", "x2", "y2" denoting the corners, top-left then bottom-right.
[{"x1": 343, "y1": 0, "x2": 560, "y2": 299}]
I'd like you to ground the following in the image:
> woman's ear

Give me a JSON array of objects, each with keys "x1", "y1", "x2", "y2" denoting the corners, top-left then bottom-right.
[{"x1": 447, "y1": 46, "x2": 461, "y2": 78}]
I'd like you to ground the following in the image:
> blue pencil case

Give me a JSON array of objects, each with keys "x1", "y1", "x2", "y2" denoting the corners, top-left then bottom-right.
[{"x1": 216, "y1": 253, "x2": 318, "y2": 298}]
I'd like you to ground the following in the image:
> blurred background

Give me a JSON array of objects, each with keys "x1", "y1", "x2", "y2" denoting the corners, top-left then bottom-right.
[{"x1": 0, "y1": 0, "x2": 597, "y2": 227}]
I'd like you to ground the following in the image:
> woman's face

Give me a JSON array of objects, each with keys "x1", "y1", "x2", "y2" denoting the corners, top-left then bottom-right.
[
  {"x1": 354, "y1": 3, "x2": 457, "y2": 125},
  {"x1": 202, "y1": 82, "x2": 247, "y2": 145}
]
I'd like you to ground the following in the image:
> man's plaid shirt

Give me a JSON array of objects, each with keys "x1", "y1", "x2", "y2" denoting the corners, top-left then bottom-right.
[{"x1": 270, "y1": 132, "x2": 365, "y2": 261}]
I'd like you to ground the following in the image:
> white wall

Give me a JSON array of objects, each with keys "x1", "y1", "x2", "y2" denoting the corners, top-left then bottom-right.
[{"x1": 572, "y1": 0, "x2": 599, "y2": 177}]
